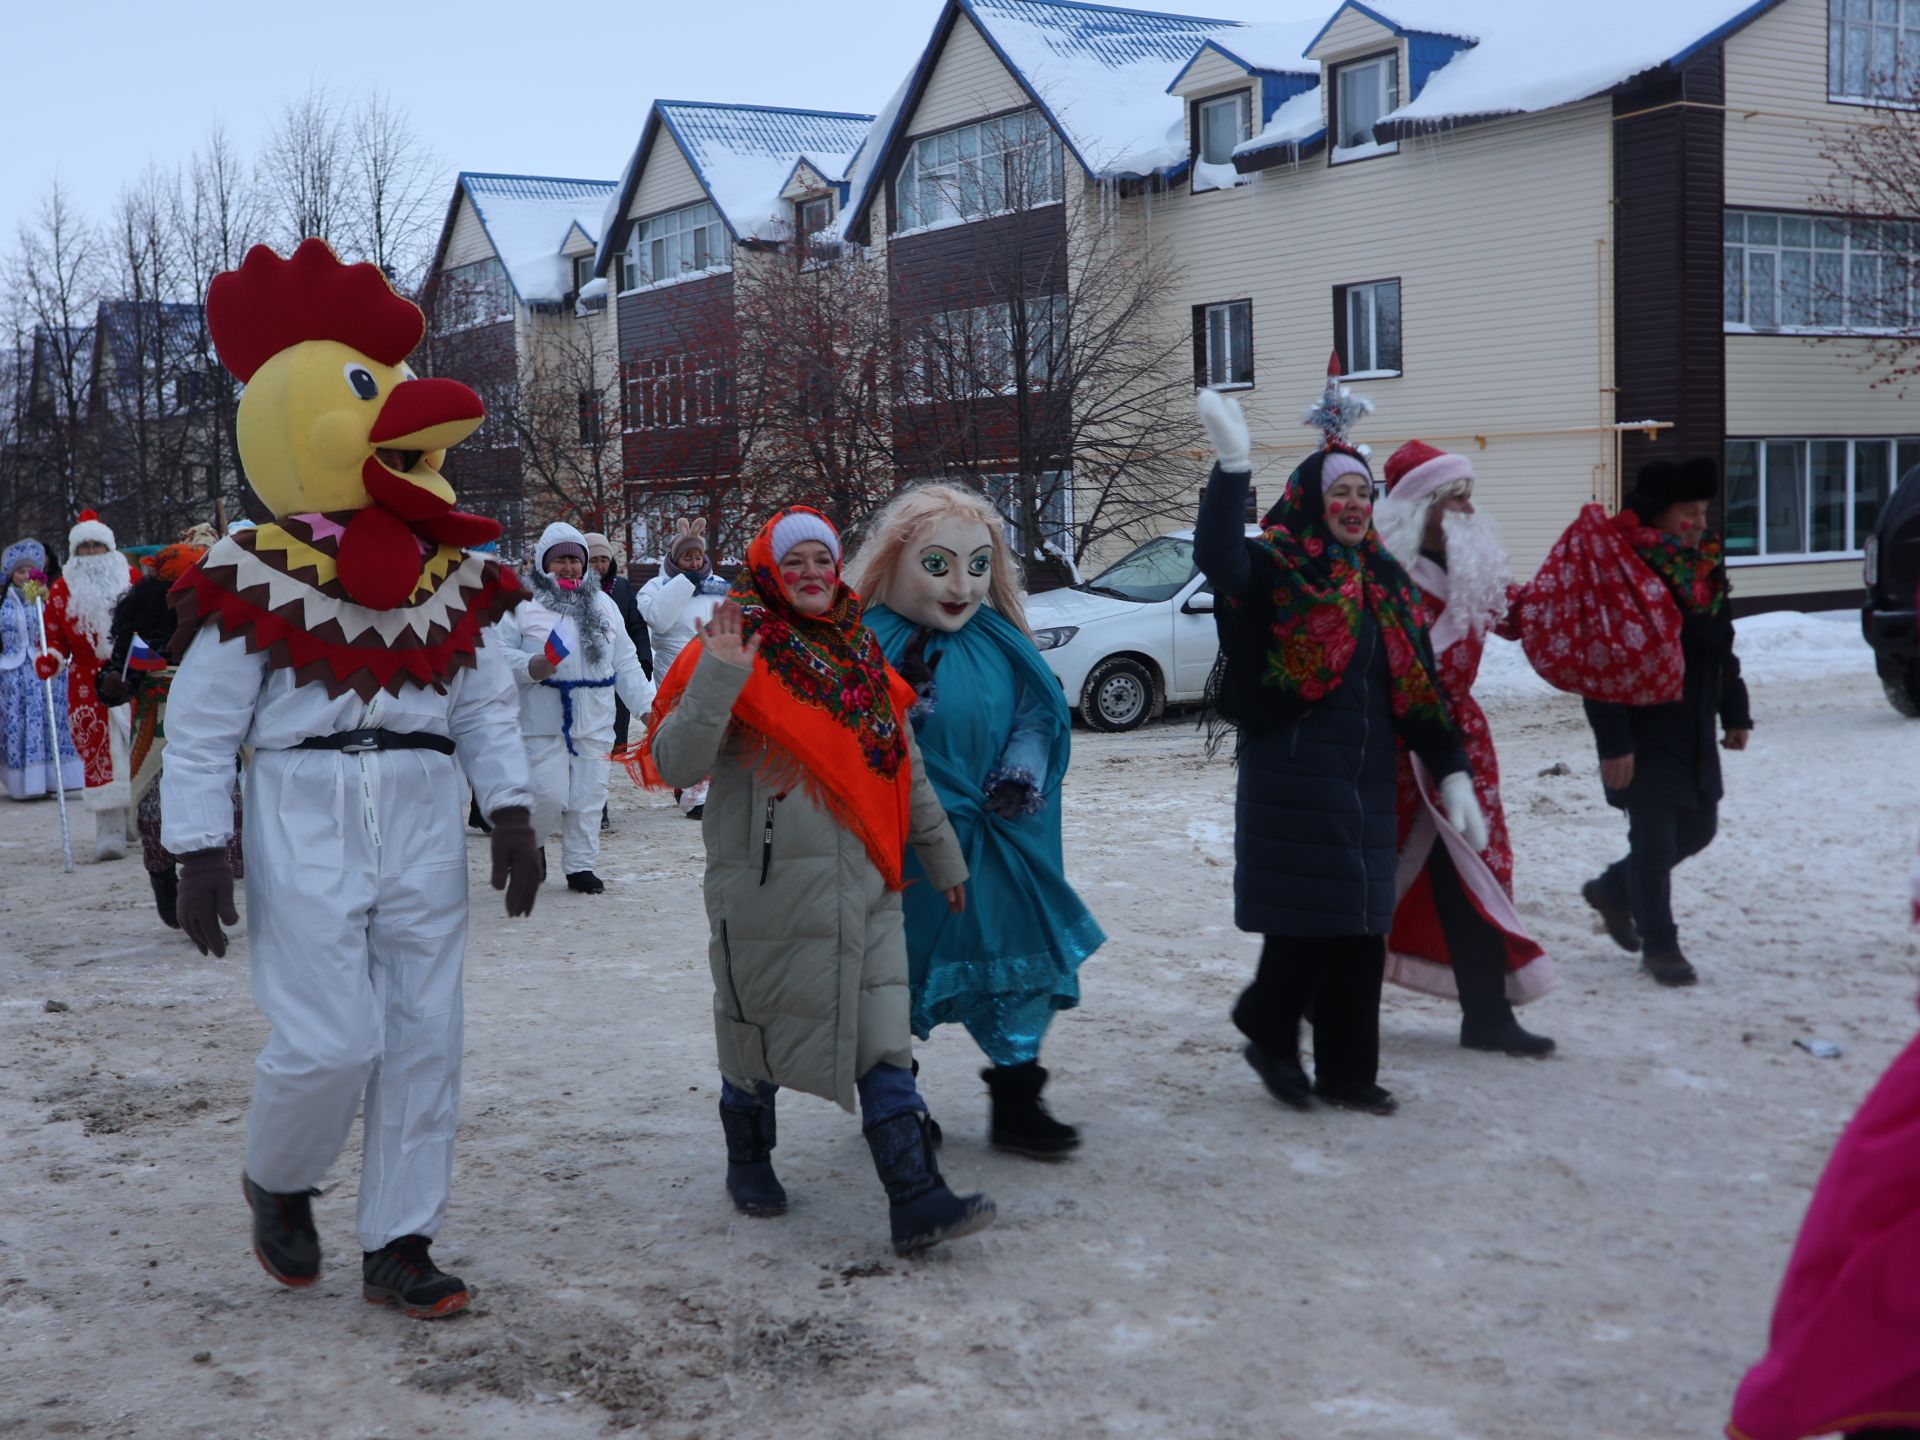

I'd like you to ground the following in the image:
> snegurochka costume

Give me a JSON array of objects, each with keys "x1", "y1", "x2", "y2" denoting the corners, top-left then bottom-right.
[
  {"x1": 852, "y1": 483, "x2": 1103, "y2": 1157},
  {"x1": 160, "y1": 238, "x2": 541, "y2": 1319}
]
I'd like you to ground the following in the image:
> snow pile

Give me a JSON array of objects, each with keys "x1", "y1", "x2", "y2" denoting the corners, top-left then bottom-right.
[
  {"x1": 461, "y1": 174, "x2": 615, "y2": 305},
  {"x1": 659, "y1": 103, "x2": 872, "y2": 242},
  {"x1": 1195, "y1": 18, "x2": 1322, "y2": 77},
  {"x1": 1235, "y1": 84, "x2": 1325, "y2": 160},
  {"x1": 1375, "y1": 0, "x2": 1774, "y2": 126}
]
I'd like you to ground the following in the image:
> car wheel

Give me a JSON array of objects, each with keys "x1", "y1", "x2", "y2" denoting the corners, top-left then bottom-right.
[
  {"x1": 1081, "y1": 656, "x2": 1156, "y2": 732},
  {"x1": 1881, "y1": 658, "x2": 1920, "y2": 718}
]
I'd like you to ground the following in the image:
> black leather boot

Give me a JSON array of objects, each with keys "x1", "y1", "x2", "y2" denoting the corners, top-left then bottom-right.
[
  {"x1": 982, "y1": 1063, "x2": 1080, "y2": 1157},
  {"x1": 1243, "y1": 1043, "x2": 1315, "y2": 1109},
  {"x1": 865, "y1": 1111, "x2": 995, "y2": 1256},
  {"x1": 718, "y1": 1098, "x2": 788, "y2": 1216},
  {"x1": 1461, "y1": 1002, "x2": 1557, "y2": 1057},
  {"x1": 1582, "y1": 877, "x2": 1640, "y2": 952}
]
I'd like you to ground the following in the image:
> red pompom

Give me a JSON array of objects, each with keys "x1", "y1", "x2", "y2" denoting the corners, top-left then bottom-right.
[{"x1": 76, "y1": 508, "x2": 98, "y2": 522}]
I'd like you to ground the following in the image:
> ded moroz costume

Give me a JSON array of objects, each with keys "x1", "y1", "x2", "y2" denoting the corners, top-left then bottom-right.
[{"x1": 160, "y1": 238, "x2": 540, "y2": 1318}]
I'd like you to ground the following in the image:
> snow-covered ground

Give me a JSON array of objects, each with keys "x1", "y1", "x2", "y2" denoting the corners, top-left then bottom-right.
[{"x1": 1, "y1": 610, "x2": 1913, "y2": 1439}]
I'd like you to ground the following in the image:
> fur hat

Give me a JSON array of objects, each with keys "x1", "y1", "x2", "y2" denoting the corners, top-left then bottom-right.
[
  {"x1": 177, "y1": 522, "x2": 220, "y2": 548},
  {"x1": 584, "y1": 532, "x2": 615, "y2": 562},
  {"x1": 4, "y1": 538, "x2": 47, "y2": 577},
  {"x1": 768, "y1": 509, "x2": 841, "y2": 567},
  {"x1": 68, "y1": 509, "x2": 116, "y2": 556},
  {"x1": 668, "y1": 518, "x2": 709, "y2": 566},
  {"x1": 1627, "y1": 457, "x2": 1718, "y2": 517}
]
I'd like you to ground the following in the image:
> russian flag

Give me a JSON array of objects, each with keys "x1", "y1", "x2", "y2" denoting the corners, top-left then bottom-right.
[
  {"x1": 127, "y1": 634, "x2": 168, "y2": 672},
  {"x1": 543, "y1": 626, "x2": 570, "y2": 668}
]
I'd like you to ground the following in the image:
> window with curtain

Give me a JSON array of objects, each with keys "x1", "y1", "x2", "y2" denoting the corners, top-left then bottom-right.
[
  {"x1": 1192, "y1": 300, "x2": 1253, "y2": 388},
  {"x1": 1829, "y1": 0, "x2": 1920, "y2": 102},
  {"x1": 894, "y1": 108, "x2": 1064, "y2": 231},
  {"x1": 1723, "y1": 436, "x2": 1920, "y2": 557},
  {"x1": 1197, "y1": 91, "x2": 1252, "y2": 166},
  {"x1": 1332, "y1": 53, "x2": 1400, "y2": 160},
  {"x1": 1335, "y1": 280, "x2": 1402, "y2": 375},
  {"x1": 622, "y1": 201, "x2": 730, "y2": 291},
  {"x1": 1724, "y1": 209, "x2": 1916, "y2": 331}
]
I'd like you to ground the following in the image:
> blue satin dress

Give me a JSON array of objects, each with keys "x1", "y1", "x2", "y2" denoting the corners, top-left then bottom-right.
[{"x1": 867, "y1": 603, "x2": 1104, "y2": 1065}]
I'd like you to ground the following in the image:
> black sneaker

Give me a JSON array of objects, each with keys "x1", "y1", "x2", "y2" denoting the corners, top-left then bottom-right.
[
  {"x1": 362, "y1": 1236, "x2": 469, "y2": 1319},
  {"x1": 566, "y1": 870, "x2": 605, "y2": 894},
  {"x1": 685, "y1": 804, "x2": 705, "y2": 821},
  {"x1": 1581, "y1": 878, "x2": 1640, "y2": 953},
  {"x1": 242, "y1": 1173, "x2": 321, "y2": 1287},
  {"x1": 1314, "y1": 1082, "x2": 1399, "y2": 1116}
]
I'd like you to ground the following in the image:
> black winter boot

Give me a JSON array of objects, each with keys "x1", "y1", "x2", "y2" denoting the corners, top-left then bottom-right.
[
  {"x1": 1642, "y1": 946, "x2": 1698, "y2": 987},
  {"x1": 865, "y1": 1111, "x2": 995, "y2": 1256},
  {"x1": 1582, "y1": 877, "x2": 1640, "y2": 953},
  {"x1": 1242, "y1": 1043, "x2": 1315, "y2": 1109},
  {"x1": 241, "y1": 1173, "x2": 320, "y2": 1287},
  {"x1": 150, "y1": 868, "x2": 180, "y2": 929},
  {"x1": 565, "y1": 870, "x2": 605, "y2": 894},
  {"x1": 1460, "y1": 1002, "x2": 1556, "y2": 1057},
  {"x1": 361, "y1": 1235, "x2": 469, "y2": 1319},
  {"x1": 1313, "y1": 1081, "x2": 1399, "y2": 1116},
  {"x1": 718, "y1": 1099, "x2": 788, "y2": 1216},
  {"x1": 982, "y1": 1063, "x2": 1080, "y2": 1157}
]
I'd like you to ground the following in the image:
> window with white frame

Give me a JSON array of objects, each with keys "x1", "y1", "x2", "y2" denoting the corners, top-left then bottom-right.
[
  {"x1": 571, "y1": 255, "x2": 595, "y2": 293},
  {"x1": 894, "y1": 108, "x2": 1064, "y2": 232},
  {"x1": 1724, "y1": 210, "x2": 1916, "y2": 331},
  {"x1": 1332, "y1": 53, "x2": 1400, "y2": 160},
  {"x1": 982, "y1": 470, "x2": 1073, "y2": 555},
  {"x1": 1196, "y1": 91, "x2": 1252, "y2": 167},
  {"x1": 908, "y1": 296, "x2": 1068, "y2": 399},
  {"x1": 1829, "y1": 0, "x2": 1920, "y2": 103},
  {"x1": 622, "y1": 353, "x2": 732, "y2": 431},
  {"x1": 1335, "y1": 280, "x2": 1401, "y2": 375},
  {"x1": 436, "y1": 258, "x2": 513, "y2": 332},
  {"x1": 1193, "y1": 300, "x2": 1253, "y2": 388},
  {"x1": 622, "y1": 201, "x2": 730, "y2": 291},
  {"x1": 1723, "y1": 436, "x2": 1919, "y2": 558}
]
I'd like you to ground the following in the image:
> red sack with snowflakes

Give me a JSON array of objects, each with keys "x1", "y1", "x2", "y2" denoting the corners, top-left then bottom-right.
[{"x1": 1514, "y1": 504, "x2": 1683, "y2": 704}]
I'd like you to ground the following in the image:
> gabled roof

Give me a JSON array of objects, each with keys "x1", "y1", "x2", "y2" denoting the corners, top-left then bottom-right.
[
  {"x1": 440, "y1": 172, "x2": 617, "y2": 307},
  {"x1": 597, "y1": 101, "x2": 873, "y2": 271},
  {"x1": 1166, "y1": 19, "x2": 1322, "y2": 91}
]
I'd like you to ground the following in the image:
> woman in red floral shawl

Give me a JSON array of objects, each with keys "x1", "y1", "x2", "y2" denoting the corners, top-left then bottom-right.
[{"x1": 1193, "y1": 377, "x2": 1487, "y2": 1118}]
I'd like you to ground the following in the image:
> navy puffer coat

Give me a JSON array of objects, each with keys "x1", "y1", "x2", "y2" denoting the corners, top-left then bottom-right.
[{"x1": 1195, "y1": 462, "x2": 1466, "y2": 938}]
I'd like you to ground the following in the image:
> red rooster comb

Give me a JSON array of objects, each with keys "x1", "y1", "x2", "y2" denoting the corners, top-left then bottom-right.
[{"x1": 206, "y1": 238, "x2": 424, "y2": 383}]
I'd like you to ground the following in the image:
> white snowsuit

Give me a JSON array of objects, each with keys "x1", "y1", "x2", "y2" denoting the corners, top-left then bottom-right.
[
  {"x1": 511, "y1": 525, "x2": 655, "y2": 877},
  {"x1": 637, "y1": 568, "x2": 725, "y2": 812},
  {"x1": 161, "y1": 625, "x2": 531, "y2": 1250}
]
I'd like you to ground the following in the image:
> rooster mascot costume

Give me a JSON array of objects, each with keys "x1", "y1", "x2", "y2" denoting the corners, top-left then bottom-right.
[{"x1": 160, "y1": 239, "x2": 540, "y2": 1318}]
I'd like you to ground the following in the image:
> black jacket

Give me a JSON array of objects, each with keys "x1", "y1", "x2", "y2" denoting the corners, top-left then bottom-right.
[
  {"x1": 1584, "y1": 588, "x2": 1751, "y2": 810},
  {"x1": 1196, "y1": 463, "x2": 1466, "y2": 937},
  {"x1": 601, "y1": 571, "x2": 653, "y2": 679}
]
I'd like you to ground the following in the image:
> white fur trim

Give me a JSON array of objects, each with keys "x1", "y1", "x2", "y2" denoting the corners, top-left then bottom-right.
[
  {"x1": 68, "y1": 519, "x2": 117, "y2": 554},
  {"x1": 1390, "y1": 452, "x2": 1475, "y2": 507}
]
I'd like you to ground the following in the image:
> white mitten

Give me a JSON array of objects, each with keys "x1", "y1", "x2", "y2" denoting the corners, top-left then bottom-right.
[
  {"x1": 1440, "y1": 771, "x2": 1490, "y2": 853},
  {"x1": 1196, "y1": 388, "x2": 1251, "y2": 474}
]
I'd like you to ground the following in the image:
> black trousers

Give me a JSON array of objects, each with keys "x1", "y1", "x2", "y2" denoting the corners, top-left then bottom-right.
[
  {"x1": 1599, "y1": 799, "x2": 1719, "y2": 953},
  {"x1": 613, "y1": 697, "x2": 631, "y2": 751},
  {"x1": 1233, "y1": 934, "x2": 1386, "y2": 1090},
  {"x1": 1427, "y1": 845, "x2": 1514, "y2": 1030}
]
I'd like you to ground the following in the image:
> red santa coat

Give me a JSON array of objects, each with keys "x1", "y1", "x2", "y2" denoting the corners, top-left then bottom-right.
[
  {"x1": 1387, "y1": 569, "x2": 1558, "y2": 1004},
  {"x1": 43, "y1": 569, "x2": 138, "y2": 807}
]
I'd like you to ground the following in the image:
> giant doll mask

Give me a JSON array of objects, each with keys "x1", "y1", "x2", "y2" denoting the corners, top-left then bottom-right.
[{"x1": 888, "y1": 516, "x2": 994, "y2": 632}]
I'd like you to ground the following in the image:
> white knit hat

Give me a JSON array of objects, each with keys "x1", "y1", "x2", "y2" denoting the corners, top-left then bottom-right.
[
  {"x1": 768, "y1": 510, "x2": 841, "y2": 566},
  {"x1": 67, "y1": 509, "x2": 116, "y2": 555}
]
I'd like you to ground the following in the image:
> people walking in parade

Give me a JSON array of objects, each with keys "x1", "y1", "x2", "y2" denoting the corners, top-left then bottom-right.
[
  {"x1": 848, "y1": 483, "x2": 1104, "y2": 1156},
  {"x1": 586, "y1": 531, "x2": 649, "y2": 832},
  {"x1": 1577, "y1": 458, "x2": 1752, "y2": 987},
  {"x1": 1193, "y1": 367, "x2": 1484, "y2": 1117},
  {"x1": 39, "y1": 512, "x2": 141, "y2": 858},
  {"x1": 632, "y1": 505, "x2": 995, "y2": 1255},
  {"x1": 1373, "y1": 442, "x2": 1557, "y2": 1056},
  {"x1": 2, "y1": 539, "x2": 84, "y2": 802},
  {"x1": 508, "y1": 521, "x2": 655, "y2": 894},
  {"x1": 96, "y1": 529, "x2": 244, "y2": 929},
  {"x1": 161, "y1": 238, "x2": 541, "y2": 1317},
  {"x1": 638, "y1": 518, "x2": 730, "y2": 818}
]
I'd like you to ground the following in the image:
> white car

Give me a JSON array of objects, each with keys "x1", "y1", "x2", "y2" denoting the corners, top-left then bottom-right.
[{"x1": 1025, "y1": 525, "x2": 1259, "y2": 731}]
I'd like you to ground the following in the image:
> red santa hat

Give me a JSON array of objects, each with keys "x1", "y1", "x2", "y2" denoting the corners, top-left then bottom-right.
[
  {"x1": 1383, "y1": 441, "x2": 1475, "y2": 506},
  {"x1": 67, "y1": 508, "x2": 118, "y2": 556}
]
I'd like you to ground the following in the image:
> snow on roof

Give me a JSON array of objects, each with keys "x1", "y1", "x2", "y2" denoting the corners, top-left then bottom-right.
[
  {"x1": 460, "y1": 173, "x2": 617, "y2": 305},
  {"x1": 1234, "y1": 82, "x2": 1325, "y2": 158},
  {"x1": 1354, "y1": 0, "x2": 1787, "y2": 126},
  {"x1": 1173, "y1": 17, "x2": 1323, "y2": 85},
  {"x1": 962, "y1": 0, "x2": 1248, "y2": 175},
  {"x1": 655, "y1": 102, "x2": 874, "y2": 241}
]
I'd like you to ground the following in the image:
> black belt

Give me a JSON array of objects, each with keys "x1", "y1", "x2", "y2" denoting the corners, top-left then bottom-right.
[{"x1": 293, "y1": 729, "x2": 456, "y2": 756}]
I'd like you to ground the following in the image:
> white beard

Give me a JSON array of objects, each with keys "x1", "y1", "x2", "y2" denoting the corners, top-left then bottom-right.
[
  {"x1": 1437, "y1": 510, "x2": 1511, "y2": 640},
  {"x1": 62, "y1": 552, "x2": 132, "y2": 657}
]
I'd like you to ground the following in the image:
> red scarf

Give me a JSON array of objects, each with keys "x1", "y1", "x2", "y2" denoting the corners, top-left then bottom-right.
[{"x1": 625, "y1": 507, "x2": 919, "y2": 889}]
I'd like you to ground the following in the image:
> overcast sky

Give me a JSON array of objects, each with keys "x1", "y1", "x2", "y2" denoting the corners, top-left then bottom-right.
[{"x1": 2, "y1": 0, "x2": 1234, "y2": 270}]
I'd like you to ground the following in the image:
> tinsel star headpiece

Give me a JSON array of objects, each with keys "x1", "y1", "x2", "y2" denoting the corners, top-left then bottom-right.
[{"x1": 1302, "y1": 350, "x2": 1374, "y2": 450}]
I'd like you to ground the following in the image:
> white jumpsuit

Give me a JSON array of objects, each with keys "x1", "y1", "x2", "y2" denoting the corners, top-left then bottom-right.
[
  {"x1": 636, "y1": 570, "x2": 725, "y2": 813},
  {"x1": 161, "y1": 627, "x2": 531, "y2": 1250},
  {"x1": 508, "y1": 588, "x2": 654, "y2": 877}
]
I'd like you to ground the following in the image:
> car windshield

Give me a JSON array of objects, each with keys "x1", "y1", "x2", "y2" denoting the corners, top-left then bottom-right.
[{"x1": 1082, "y1": 535, "x2": 1197, "y2": 603}]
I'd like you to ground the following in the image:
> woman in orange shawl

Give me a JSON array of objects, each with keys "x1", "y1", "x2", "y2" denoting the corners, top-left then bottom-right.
[{"x1": 633, "y1": 506, "x2": 995, "y2": 1257}]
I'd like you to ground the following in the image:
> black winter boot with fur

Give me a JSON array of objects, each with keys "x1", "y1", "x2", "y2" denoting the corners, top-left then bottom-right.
[{"x1": 982, "y1": 1062, "x2": 1080, "y2": 1156}]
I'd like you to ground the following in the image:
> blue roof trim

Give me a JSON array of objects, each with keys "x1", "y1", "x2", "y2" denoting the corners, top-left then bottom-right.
[
  {"x1": 1406, "y1": 31, "x2": 1473, "y2": 101},
  {"x1": 653, "y1": 101, "x2": 875, "y2": 242},
  {"x1": 1167, "y1": 37, "x2": 1314, "y2": 93},
  {"x1": 1666, "y1": 0, "x2": 1789, "y2": 67},
  {"x1": 1261, "y1": 71, "x2": 1316, "y2": 127},
  {"x1": 1303, "y1": 1, "x2": 1403, "y2": 56}
]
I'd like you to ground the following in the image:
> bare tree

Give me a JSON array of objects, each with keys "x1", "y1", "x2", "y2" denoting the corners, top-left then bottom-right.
[
  {"x1": 731, "y1": 235, "x2": 899, "y2": 534},
  {"x1": 6, "y1": 179, "x2": 103, "y2": 527},
  {"x1": 890, "y1": 130, "x2": 1202, "y2": 581},
  {"x1": 1812, "y1": 89, "x2": 1920, "y2": 393},
  {"x1": 344, "y1": 89, "x2": 445, "y2": 290},
  {"x1": 260, "y1": 85, "x2": 350, "y2": 250}
]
